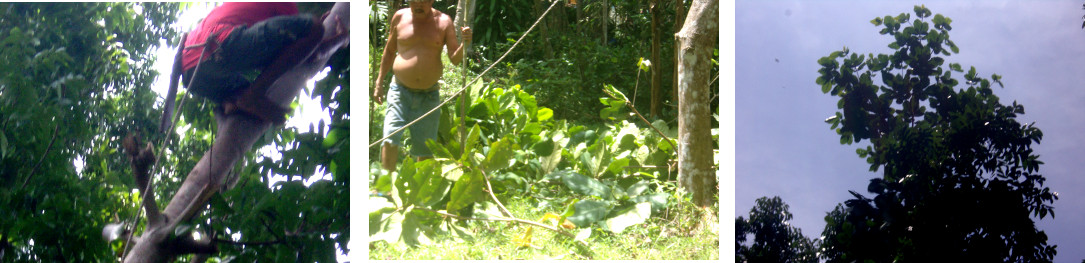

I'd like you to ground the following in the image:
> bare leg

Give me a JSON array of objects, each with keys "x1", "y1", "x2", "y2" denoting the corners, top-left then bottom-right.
[{"x1": 381, "y1": 142, "x2": 399, "y2": 173}]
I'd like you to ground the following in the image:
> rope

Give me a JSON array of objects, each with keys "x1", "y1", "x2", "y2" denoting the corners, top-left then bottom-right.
[
  {"x1": 120, "y1": 32, "x2": 216, "y2": 261},
  {"x1": 369, "y1": 0, "x2": 561, "y2": 149}
]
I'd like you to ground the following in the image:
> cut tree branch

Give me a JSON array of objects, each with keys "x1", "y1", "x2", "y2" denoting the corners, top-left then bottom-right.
[{"x1": 413, "y1": 207, "x2": 579, "y2": 240}]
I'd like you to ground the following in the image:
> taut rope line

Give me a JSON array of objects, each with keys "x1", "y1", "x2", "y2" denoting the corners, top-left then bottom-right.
[{"x1": 369, "y1": 0, "x2": 561, "y2": 149}]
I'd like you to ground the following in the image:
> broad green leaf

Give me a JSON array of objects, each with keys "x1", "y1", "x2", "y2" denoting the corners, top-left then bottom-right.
[
  {"x1": 461, "y1": 125, "x2": 482, "y2": 162},
  {"x1": 605, "y1": 151, "x2": 631, "y2": 175},
  {"x1": 604, "y1": 202, "x2": 652, "y2": 233},
  {"x1": 484, "y1": 136, "x2": 516, "y2": 171},
  {"x1": 520, "y1": 122, "x2": 542, "y2": 135},
  {"x1": 369, "y1": 197, "x2": 397, "y2": 236},
  {"x1": 425, "y1": 139, "x2": 454, "y2": 160},
  {"x1": 401, "y1": 209, "x2": 433, "y2": 247},
  {"x1": 410, "y1": 159, "x2": 451, "y2": 208},
  {"x1": 536, "y1": 108, "x2": 554, "y2": 121},
  {"x1": 559, "y1": 170, "x2": 611, "y2": 199},
  {"x1": 532, "y1": 138, "x2": 555, "y2": 157},
  {"x1": 446, "y1": 170, "x2": 484, "y2": 213},
  {"x1": 394, "y1": 158, "x2": 416, "y2": 206},
  {"x1": 322, "y1": 127, "x2": 344, "y2": 148},
  {"x1": 372, "y1": 171, "x2": 390, "y2": 194},
  {"x1": 625, "y1": 181, "x2": 651, "y2": 197},
  {"x1": 441, "y1": 163, "x2": 464, "y2": 181},
  {"x1": 631, "y1": 192, "x2": 670, "y2": 213},
  {"x1": 567, "y1": 199, "x2": 610, "y2": 227}
]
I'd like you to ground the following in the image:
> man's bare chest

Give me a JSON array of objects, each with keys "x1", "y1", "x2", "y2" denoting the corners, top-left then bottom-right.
[{"x1": 396, "y1": 19, "x2": 443, "y2": 49}]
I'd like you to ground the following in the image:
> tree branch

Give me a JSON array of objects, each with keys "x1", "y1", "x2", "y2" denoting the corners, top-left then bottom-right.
[
  {"x1": 413, "y1": 207, "x2": 579, "y2": 240},
  {"x1": 213, "y1": 238, "x2": 283, "y2": 247},
  {"x1": 22, "y1": 123, "x2": 60, "y2": 188}
]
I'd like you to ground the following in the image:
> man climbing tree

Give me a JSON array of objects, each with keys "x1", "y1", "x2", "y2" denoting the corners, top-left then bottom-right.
[
  {"x1": 180, "y1": 2, "x2": 345, "y2": 124},
  {"x1": 121, "y1": 3, "x2": 349, "y2": 262},
  {"x1": 372, "y1": 0, "x2": 472, "y2": 172}
]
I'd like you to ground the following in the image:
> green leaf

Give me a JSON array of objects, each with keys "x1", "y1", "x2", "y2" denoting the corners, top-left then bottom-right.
[
  {"x1": 461, "y1": 125, "x2": 482, "y2": 161},
  {"x1": 532, "y1": 138, "x2": 555, "y2": 157},
  {"x1": 410, "y1": 160, "x2": 451, "y2": 208},
  {"x1": 630, "y1": 192, "x2": 670, "y2": 213},
  {"x1": 520, "y1": 122, "x2": 542, "y2": 135},
  {"x1": 560, "y1": 170, "x2": 611, "y2": 199},
  {"x1": 446, "y1": 170, "x2": 484, "y2": 213},
  {"x1": 537, "y1": 108, "x2": 554, "y2": 121},
  {"x1": 625, "y1": 180, "x2": 651, "y2": 197},
  {"x1": 567, "y1": 199, "x2": 610, "y2": 227},
  {"x1": 561, "y1": 198, "x2": 579, "y2": 218},
  {"x1": 949, "y1": 63, "x2": 963, "y2": 72},
  {"x1": 208, "y1": 192, "x2": 234, "y2": 214},
  {"x1": 426, "y1": 139, "x2": 454, "y2": 161},
  {"x1": 483, "y1": 136, "x2": 516, "y2": 171},
  {"x1": 604, "y1": 202, "x2": 652, "y2": 233},
  {"x1": 401, "y1": 209, "x2": 434, "y2": 246}
]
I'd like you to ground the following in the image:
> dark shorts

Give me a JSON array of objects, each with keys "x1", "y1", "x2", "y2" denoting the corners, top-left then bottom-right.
[
  {"x1": 183, "y1": 14, "x2": 314, "y2": 102},
  {"x1": 383, "y1": 79, "x2": 442, "y2": 157}
]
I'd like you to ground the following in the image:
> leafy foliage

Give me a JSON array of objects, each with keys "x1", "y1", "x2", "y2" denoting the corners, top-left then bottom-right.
[
  {"x1": 736, "y1": 196, "x2": 818, "y2": 263},
  {"x1": 369, "y1": 81, "x2": 683, "y2": 250},
  {"x1": 815, "y1": 6, "x2": 1057, "y2": 262},
  {"x1": 0, "y1": 3, "x2": 180, "y2": 261}
]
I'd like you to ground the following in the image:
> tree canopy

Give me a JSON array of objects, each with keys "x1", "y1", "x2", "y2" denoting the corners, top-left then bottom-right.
[
  {"x1": 815, "y1": 5, "x2": 1057, "y2": 262},
  {"x1": 736, "y1": 196, "x2": 817, "y2": 263}
]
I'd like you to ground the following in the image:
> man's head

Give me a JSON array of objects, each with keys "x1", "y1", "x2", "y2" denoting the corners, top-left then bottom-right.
[{"x1": 408, "y1": 0, "x2": 434, "y2": 16}]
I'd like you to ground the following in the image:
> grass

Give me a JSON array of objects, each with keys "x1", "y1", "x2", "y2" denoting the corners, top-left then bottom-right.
[{"x1": 369, "y1": 190, "x2": 720, "y2": 260}]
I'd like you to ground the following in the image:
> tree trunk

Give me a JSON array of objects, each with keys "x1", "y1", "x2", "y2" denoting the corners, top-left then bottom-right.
[
  {"x1": 672, "y1": 0, "x2": 687, "y2": 113},
  {"x1": 676, "y1": 0, "x2": 717, "y2": 208},
  {"x1": 602, "y1": 0, "x2": 608, "y2": 45},
  {"x1": 650, "y1": 0, "x2": 662, "y2": 118},
  {"x1": 123, "y1": 3, "x2": 350, "y2": 262}
]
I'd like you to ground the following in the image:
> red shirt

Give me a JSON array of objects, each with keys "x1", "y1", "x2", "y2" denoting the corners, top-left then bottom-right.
[{"x1": 181, "y1": 2, "x2": 299, "y2": 71}]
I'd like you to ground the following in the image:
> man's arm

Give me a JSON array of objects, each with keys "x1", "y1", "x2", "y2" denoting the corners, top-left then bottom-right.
[
  {"x1": 445, "y1": 15, "x2": 470, "y2": 66},
  {"x1": 373, "y1": 12, "x2": 401, "y2": 104}
]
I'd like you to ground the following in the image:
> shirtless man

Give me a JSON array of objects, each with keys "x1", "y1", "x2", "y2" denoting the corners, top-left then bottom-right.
[{"x1": 372, "y1": 0, "x2": 471, "y2": 172}]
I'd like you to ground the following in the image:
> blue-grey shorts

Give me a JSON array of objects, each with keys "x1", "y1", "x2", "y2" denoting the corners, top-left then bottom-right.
[
  {"x1": 383, "y1": 79, "x2": 441, "y2": 157},
  {"x1": 183, "y1": 15, "x2": 315, "y2": 102}
]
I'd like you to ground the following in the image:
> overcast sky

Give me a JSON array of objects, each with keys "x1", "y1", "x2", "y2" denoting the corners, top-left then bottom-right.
[{"x1": 736, "y1": 1, "x2": 1085, "y2": 262}]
